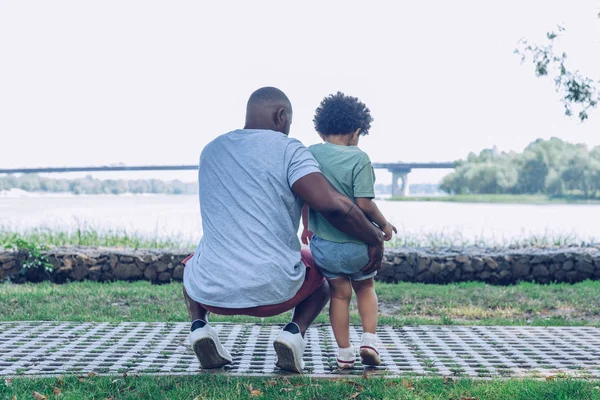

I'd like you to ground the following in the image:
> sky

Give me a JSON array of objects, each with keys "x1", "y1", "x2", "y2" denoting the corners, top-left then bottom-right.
[{"x1": 1, "y1": 0, "x2": 599, "y2": 184}]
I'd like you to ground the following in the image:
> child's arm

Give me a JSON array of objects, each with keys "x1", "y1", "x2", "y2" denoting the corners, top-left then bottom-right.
[
  {"x1": 301, "y1": 204, "x2": 313, "y2": 245},
  {"x1": 355, "y1": 198, "x2": 397, "y2": 241}
]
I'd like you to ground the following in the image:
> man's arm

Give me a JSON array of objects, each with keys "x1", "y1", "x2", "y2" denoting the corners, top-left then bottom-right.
[{"x1": 292, "y1": 172, "x2": 383, "y2": 274}]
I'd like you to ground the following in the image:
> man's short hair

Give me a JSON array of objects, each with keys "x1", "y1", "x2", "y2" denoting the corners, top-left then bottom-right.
[{"x1": 247, "y1": 87, "x2": 291, "y2": 109}]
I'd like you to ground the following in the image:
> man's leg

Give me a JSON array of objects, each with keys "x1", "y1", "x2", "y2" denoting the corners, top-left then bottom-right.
[
  {"x1": 291, "y1": 278, "x2": 329, "y2": 336},
  {"x1": 274, "y1": 248, "x2": 329, "y2": 373},
  {"x1": 183, "y1": 284, "x2": 208, "y2": 322},
  {"x1": 183, "y1": 283, "x2": 232, "y2": 369}
]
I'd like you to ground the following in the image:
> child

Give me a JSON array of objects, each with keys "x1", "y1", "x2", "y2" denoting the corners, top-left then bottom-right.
[{"x1": 301, "y1": 92, "x2": 396, "y2": 368}]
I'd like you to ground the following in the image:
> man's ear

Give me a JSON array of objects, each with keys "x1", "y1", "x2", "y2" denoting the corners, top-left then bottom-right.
[{"x1": 275, "y1": 108, "x2": 286, "y2": 126}]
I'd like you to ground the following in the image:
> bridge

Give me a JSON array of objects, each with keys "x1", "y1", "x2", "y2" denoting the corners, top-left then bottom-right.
[{"x1": 0, "y1": 162, "x2": 456, "y2": 197}]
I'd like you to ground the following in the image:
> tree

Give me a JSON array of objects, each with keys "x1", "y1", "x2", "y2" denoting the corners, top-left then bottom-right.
[
  {"x1": 517, "y1": 150, "x2": 549, "y2": 194},
  {"x1": 516, "y1": 25, "x2": 599, "y2": 121}
]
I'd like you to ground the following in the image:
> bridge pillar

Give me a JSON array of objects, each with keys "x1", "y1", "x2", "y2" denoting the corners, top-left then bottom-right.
[{"x1": 391, "y1": 171, "x2": 409, "y2": 197}]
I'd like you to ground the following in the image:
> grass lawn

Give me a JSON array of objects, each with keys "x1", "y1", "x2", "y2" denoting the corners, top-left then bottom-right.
[
  {"x1": 390, "y1": 194, "x2": 600, "y2": 205},
  {"x1": 3, "y1": 374, "x2": 600, "y2": 400},
  {"x1": 2, "y1": 280, "x2": 600, "y2": 398},
  {"x1": 1, "y1": 280, "x2": 599, "y2": 326}
]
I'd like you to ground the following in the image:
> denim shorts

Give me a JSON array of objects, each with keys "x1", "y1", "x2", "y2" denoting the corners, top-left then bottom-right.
[{"x1": 309, "y1": 236, "x2": 376, "y2": 281}]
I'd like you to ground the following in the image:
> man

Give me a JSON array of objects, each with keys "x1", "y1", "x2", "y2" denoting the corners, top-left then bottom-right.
[{"x1": 183, "y1": 87, "x2": 383, "y2": 373}]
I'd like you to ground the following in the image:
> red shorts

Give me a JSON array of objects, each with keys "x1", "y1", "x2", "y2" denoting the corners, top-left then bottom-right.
[{"x1": 182, "y1": 248, "x2": 325, "y2": 318}]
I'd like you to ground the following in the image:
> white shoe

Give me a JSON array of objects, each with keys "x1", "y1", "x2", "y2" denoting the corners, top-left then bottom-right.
[
  {"x1": 273, "y1": 324, "x2": 305, "y2": 373},
  {"x1": 336, "y1": 346, "x2": 356, "y2": 369},
  {"x1": 188, "y1": 323, "x2": 232, "y2": 369},
  {"x1": 359, "y1": 332, "x2": 381, "y2": 366}
]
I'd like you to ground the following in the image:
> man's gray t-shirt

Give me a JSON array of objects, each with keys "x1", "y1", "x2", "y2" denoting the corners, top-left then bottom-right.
[{"x1": 183, "y1": 129, "x2": 320, "y2": 308}]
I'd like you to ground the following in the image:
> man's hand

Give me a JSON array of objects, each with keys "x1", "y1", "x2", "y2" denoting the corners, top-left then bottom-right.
[
  {"x1": 382, "y1": 222, "x2": 397, "y2": 241},
  {"x1": 361, "y1": 234, "x2": 384, "y2": 275},
  {"x1": 301, "y1": 229, "x2": 313, "y2": 245}
]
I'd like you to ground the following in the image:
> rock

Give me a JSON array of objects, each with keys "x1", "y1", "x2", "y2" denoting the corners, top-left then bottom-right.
[
  {"x1": 562, "y1": 261, "x2": 574, "y2": 271},
  {"x1": 173, "y1": 264, "x2": 185, "y2": 280},
  {"x1": 119, "y1": 256, "x2": 134, "y2": 263},
  {"x1": 83, "y1": 256, "x2": 97, "y2": 266},
  {"x1": 100, "y1": 272, "x2": 114, "y2": 281},
  {"x1": 110, "y1": 255, "x2": 118, "y2": 269},
  {"x1": 113, "y1": 263, "x2": 143, "y2": 280},
  {"x1": 157, "y1": 272, "x2": 171, "y2": 282},
  {"x1": 151, "y1": 262, "x2": 168, "y2": 273},
  {"x1": 532, "y1": 265, "x2": 549, "y2": 277},
  {"x1": 446, "y1": 262, "x2": 457, "y2": 272},
  {"x1": 554, "y1": 270, "x2": 566, "y2": 281},
  {"x1": 566, "y1": 271, "x2": 579, "y2": 282},
  {"x1": 144, "y1": 263, "x2": 158, "y2": 281},
  {"x1": 485, "y1": 258, "x2": 499, "y2": 270},
  {"x1": 462, "y1": 273, "x2": 474, "y2": 281},
  {"x1": 417, "y1": 257, "x2": 430, "y2": 273},
  {"x1": 159, "y1": 254, "x2": 174, "y2": 264},
  {"x1": 530, "y1": 255, "x2": 550, "y2": 264},
  {"x1": 429, "y1": 261, "x2": 443, "y2": 275},
  {"x1": 512, "y1": 262, "x2": 530, "y2": 278},
  {"x1": 88, "y1": 266, "x2": 102, "y2": 281},
  {"x1": 552, "y1": 253, "x2": 567, "y2": 263},
  {"x1": 0, "y1": 254, "x2": 14, "y2": 263},
  {"x1": 2, "y1": 260, "x2": 16, "y2": 270},
  {"x1": 575, "y1": 261, "x2": 594, "y2": 275},
  {"x1": 455, "y1": 255, "x2": 469, "y2": 264},
  {"x1": 452, "y1": 268, "x2": 462, "y2": 280},
  {"x1": 478, "y1": 270, "x2": 491, "y2": 280},
  {"x1": 575, "y1": 253, "x2": 593, "y2": 264},
  {"x1": 395, "y1": 273, "x2": 409, "y2": 282},
  {"x1": 393, "y1": 256, "x2": 402, "y2": 264},
  {"x1": 471, "y1": 258, "x2": 484, "y2": 272},
  {"x1": 59, "y1": 258, "x2": 73, "y2": 272},
  {"x1": 498, "y1": 270, "x2": 512, "y2": 282},
  {"x1": 71, "y1": 263, "x2": 89, "y2": 281},
  {"x1": 397, "y1": 261, "x2": 414, "y2": 277}
]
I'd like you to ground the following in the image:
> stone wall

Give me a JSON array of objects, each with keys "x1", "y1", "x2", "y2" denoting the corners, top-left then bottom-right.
[{"x1": 1, "y1": 246, "x2": 600, "y2": 284}]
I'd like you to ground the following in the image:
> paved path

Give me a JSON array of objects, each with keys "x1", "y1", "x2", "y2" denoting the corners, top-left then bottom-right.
[{"x1": 1, "y1": 322, "x2": 599, "y2": 378}]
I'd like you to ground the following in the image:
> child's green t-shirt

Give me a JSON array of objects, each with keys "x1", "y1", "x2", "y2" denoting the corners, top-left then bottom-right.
[{"x1": 308, "y1": 142, "x2": 376, "y2": 244}]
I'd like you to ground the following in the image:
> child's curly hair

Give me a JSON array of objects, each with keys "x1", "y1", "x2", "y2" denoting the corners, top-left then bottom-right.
[{"x1": 313, "y1": 92, "x2": 374, "y2": 136}]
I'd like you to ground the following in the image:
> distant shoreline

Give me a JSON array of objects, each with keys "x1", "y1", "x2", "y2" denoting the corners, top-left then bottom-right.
[{"x1": 390, "y1": 194, "x2": 600, "y2": 205}]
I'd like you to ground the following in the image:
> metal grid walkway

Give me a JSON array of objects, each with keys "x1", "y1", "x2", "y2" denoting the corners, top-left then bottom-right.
[{"x1": 1, "y1": 322, "x2": 599, "y2": 378}]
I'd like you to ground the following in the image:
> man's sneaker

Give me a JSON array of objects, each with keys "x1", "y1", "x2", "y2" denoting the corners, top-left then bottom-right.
[
  {"x1": 336, "y1": 346, "x2": 356, "y2": 369},
  {"x1": 188, "y1": 323, "x2": 232, "y2": 369},
  {"x1": 359, "y1": 332, "x2": 381, "y2": 366},
  {"x1": 273, "y1": 323, "x2": 305, "y2": 373}
]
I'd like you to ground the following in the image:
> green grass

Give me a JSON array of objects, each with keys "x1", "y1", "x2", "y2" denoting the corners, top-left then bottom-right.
[
  {"x1": 390, "y1": 194, "x2": 600, "y2": 205},
  {"x1": 0, "y1": 228, "x2": 196, "y2": 250},
  {"x1": 1, "y1": 227, "x2": 596, "y2": 250},
  {"x1": 2, "y1": 281, "x2": 599, "y2": 397},
  {"x1": 1, "y1": 280, "x2": 599, "y2": 326},
  {"x1": 2, "y1": 375, "x2": 599, "y2": 399}
]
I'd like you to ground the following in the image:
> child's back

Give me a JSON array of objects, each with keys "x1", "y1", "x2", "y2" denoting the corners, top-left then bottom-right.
[{"x1": 308, "y1": 142, "x2": 375, "y2": 245}]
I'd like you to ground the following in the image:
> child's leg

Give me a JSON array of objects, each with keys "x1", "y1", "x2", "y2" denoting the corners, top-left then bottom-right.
[
  {"x1": 327, "y1": 277, "x2": 353, "y2": 348},
  {"x1": 351, "y1": 278, "x2": 378, "y2": 334}
]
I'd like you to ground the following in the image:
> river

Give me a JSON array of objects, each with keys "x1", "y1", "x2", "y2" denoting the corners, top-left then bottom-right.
[{"x1": 0, "y1": 191, "x2": 598, "y2": 245}]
